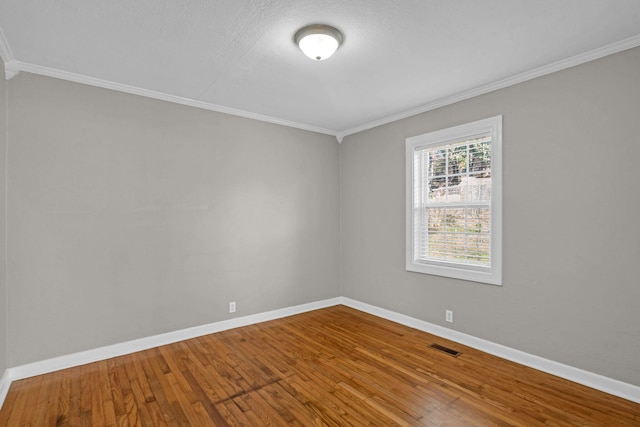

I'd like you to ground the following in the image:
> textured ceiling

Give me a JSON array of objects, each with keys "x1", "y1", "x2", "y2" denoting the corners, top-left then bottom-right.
[{"x1": 1, "y1": 0, "x2": 640, "y2": 137}]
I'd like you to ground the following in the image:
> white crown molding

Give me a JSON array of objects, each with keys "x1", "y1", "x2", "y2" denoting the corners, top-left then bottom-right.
[
  {"x1": 0, "y1": 25, "x2": 13, "y2": 62},
  {"x1": 3, "y1": 33, "x2": 639, "y2": 137},
  {"x1": 9, "y1": 60, "x2": 338, "y2": 137},
  {"x1": 3, "y1": 62, "x2": 19, "y2": 80},
  {"x1": 339, "y1": 34, "x2": 640, "y2": 138},
  {"x1": 339, "y1": 297, "x2": 640, "y2": 405},
  {"x1": 0, "y1": 25, "x2": 19, "y2": 80}
]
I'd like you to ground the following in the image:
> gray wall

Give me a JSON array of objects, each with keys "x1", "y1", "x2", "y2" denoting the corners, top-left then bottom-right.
[
  {"x1": 2, "y1": 45, "x2": 638, "y2": 388},
  {"x1": 340, "y1": 46, "x2": 640, "y2": 386},
  {"x1": 0, "y1": 59, "x2": 7, "y2": 374},
  {"x1": 6, "y1": 73, "x2": 340, "y2": 366}
]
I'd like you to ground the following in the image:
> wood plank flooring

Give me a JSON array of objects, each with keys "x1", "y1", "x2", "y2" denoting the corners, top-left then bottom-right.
[{"x1": 1, "y1": 305, "x2": 639, "y2": 426}]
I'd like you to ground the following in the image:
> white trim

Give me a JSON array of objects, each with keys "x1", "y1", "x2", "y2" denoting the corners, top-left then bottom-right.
[
  {"x1": 3, "y1": 63, "x2": 19, "y2": 80},
  {"x1": 6, "y1": 60, "x2": 337, "y2": 136},
  {"x1": 0, "y1": 26, "x2": 19, "y2": 80},
  {"x1": 1, "y1": 35, "x2": 638, "y2": 132},
  {"x1": 0, "y1": 296, "x2": 638, "y2": 412},
  {"x1": 0, "y1": 24, "x2": 11, "y2": 411},
  {"x1": 0, "y1": 27, "x2": 11, "y2": 63},
  {"x1": 339, "y1": 297, "x2": 640, "y2": 404},
  {"x1": 406, "y1": 116, "x2": 502, "y2": 285},
  {"x1": 340, "y1": 34, "x2": 640, "y2": 137},
  {"x1": 7, "y1": 297, "x2": 340, "y2": 382},
  {"x1": 0, "y1": 369, "x2": 11, "y2": 410}
]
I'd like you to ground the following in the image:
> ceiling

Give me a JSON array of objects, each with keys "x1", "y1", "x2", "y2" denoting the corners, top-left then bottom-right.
[{"x1": 1, "y1": 1, "x2": 640, "y2": 139}]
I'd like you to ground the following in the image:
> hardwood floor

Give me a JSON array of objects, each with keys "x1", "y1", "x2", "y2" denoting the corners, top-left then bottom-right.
[{"x1": 1, "y1": 305, "x2": 639, "y2": 426}]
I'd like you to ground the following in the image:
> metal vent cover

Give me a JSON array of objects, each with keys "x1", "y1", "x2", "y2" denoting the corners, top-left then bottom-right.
[{"x1": 429, "y1": 343, "x2": 462, "y2": 357}]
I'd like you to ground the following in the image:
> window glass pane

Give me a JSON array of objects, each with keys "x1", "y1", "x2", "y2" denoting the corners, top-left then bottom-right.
[
  {"x1": 445, "y1": 176, "x2": 461, "y2": 203},
  {"x1": 465, "y1": 207, "x2": 490, "y2": 234},
  {"x1": 467, "y1": 235, "x2": 491, "y2": 265},
  {"x1": 427, "y1": 208, "x2": 445, "y2": 233},
  {"x1": 428, "y1": 148, "x2": 447, "y2": 179},
  {"x1": 427, "y1": 233, "x2": 446, "y2": 259},
  {"x1": 466, "y1": 174, "x2": 491, "y2": 202},
  {"x1": 469, "y1": 140, "x2": 491, "y2": 172},
  {"x1": 427, "y1": 178, "x2": 445, "y2": 203},
  {"x1": 422, "y1": 138, "x2": 492, "y2": 206},
  {"x1": 447, "y1": 144, "x2": 467, "y2": 176},
  {"x1": 415, "y1": 205, "x2": 491, "y2": 266},
  {"x1": 407, "y1": 115, "x2": 501, "y2": 284}
]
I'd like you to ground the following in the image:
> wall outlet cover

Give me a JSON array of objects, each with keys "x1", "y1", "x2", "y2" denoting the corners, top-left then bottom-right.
[{"x1": 445, "y1": 310, "x2": 453, "y2": 323}]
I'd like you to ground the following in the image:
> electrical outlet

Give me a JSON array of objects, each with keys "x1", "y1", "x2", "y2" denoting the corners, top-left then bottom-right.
[
  {"x1": 445, "y1": 310, "x2": 453, "y2": 323},
  {"x1": 229, "y1": 301, "x2": 236, "y2": 313}
]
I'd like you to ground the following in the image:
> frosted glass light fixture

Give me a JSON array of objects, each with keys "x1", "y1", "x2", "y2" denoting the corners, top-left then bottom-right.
[{"x1": 294, "y1": 24, "x2": 343, "y2": 61}]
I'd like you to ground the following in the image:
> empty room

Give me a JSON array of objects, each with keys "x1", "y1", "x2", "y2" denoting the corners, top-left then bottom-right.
[{"x1": 0, "y1": 1, "x2": 639, "y2": 425}]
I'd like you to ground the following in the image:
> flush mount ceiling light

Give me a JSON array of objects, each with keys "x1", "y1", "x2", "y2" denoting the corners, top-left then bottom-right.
[{"x1": 294, "y1": 24, "x2": 343, "y2": 61}]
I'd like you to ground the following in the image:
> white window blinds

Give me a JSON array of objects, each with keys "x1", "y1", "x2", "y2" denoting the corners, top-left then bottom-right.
[
  {"x1": 413, "y1": 137, "x2": 492, "y2": 266},
  {"x1": 406, "y1": 116, "x2": 502, "y2": 285}
]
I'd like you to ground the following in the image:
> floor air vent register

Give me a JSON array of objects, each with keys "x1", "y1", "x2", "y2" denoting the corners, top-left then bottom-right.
[{"x1": 429, "y1": 343, "x2": 462, "y2": 357}]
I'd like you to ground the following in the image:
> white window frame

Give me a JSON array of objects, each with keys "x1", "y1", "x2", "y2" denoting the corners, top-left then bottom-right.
[{"x1": 406, "y1": 116, "x2": 502, "y2": 285}]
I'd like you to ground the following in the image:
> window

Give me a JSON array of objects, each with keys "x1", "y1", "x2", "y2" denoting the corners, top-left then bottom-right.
[{"x1": 406, "y1": 116, "x2": 502, "y2": 285}]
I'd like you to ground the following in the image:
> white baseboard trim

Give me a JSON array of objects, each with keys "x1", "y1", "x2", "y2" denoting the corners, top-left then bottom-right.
[
  {"x1": 0, "y1": 369, "x2": 11, "y2": 410},
  {"x1": 1, "y1": 295, "x2": 638, "y2": 412},
  {"x1": 6, "y1": 297, "x2": 341, "y2": 385},
  {"x1": 338, "y1": 297, "x2": 640, "y2": 404}
]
